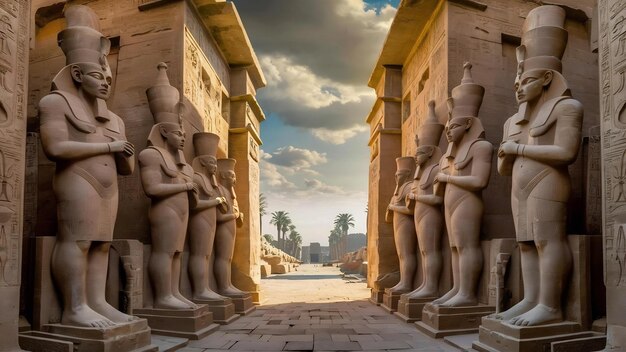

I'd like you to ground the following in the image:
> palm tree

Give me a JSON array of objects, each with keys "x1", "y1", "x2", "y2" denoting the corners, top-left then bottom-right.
[
  {"x1": 270, "y1": 211, "x2": 290, "y2": 251},
  {"x1": 334, "y1": 213, "x2": 355, "y2": 259},
  {"x1": 328, "y1": 227, "x2": 341, "y2": 261},
  {"x1": 263, "y1": 234, "x2": 273, "y2": 243},
  {"x1": 281, "y1": 218, "x2": 292, "y2": 251},
  {"x1": 259, "y1": 193, "x2": 267, "y2": 237},
  {"x1": 287, "y1": 224, "x2": 296, "y2": 255}
]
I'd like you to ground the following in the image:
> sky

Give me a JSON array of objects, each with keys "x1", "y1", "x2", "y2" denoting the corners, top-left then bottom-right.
[{"x1": 232, "y1": 0, "x2": 400, "y2": 246}]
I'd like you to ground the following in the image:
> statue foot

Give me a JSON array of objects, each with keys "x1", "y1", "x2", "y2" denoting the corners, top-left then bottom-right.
[
  {"x1": 406, "y1": 287, "x2": 438, "y2": 300},
  {"x1": 508, "y1": 304, "x2": 562, "y2": 326},
  {"x1": 173, "y1": 293, "x2": 198, "y2": 309},
  {"x1": 62, "y1": 305, "x2": 116, "y2": 328},
  {"x1": 431, "y1": 288, "x2": 458, "y2": 306},
  {"x1": 220, "y1": 286, "x2": 248, "y2": 297},
  {"x1": 91, "y1": 302, "x2": 139, "y2": 323},
  {"x1": 388, "y1": 283, "x2": 412, "y2": 294},
  {"x1": 155, "y1": 295, "x2": 197, "y2": 310},
  {"x1": 493, "y1": 299, "x2": 536, "y2": 321},
  {"x1": 194, "y1": 290, "x2": 228, "y2": 301},
  {"x1": 439, "y1": 293, "x2": 477, "y2": 307}
]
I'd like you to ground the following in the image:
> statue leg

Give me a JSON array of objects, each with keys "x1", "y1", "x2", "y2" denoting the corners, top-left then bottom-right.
[
  {"x1": 410, "y1": 212, "x2": 443, "y2": 299},
  {"x1": 432, "y1": 209, "x2": 458, "y2": 305},
  {"x1": 52, "y1": 239, "x2": 114, "y2": 328},
  {"x1": 188, "y1": 218, "x2": 224, "y2": 300},
  {"x1": 441, "y1": 199, "x2": 483, "y2": 307},
  {"x1": 510, "y1": 198, "x2": 569, "y2": 326},
  {"x1": 215, "y1": 224, "x2": 245, "y2": 296},
  {"x1": 171, "y1": 251, "x2": 197, "y2": 308},
  {"x1": 87, "y1": 241, "x2": 136, "y2": 322},
  {"x1": 389, "y1": 215, "x2": 417, "y2": 293}
]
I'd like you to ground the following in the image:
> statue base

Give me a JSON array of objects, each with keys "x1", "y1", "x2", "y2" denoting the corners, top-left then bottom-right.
[
  {"x1": 472, "y1": 317, "x2": 602, "y2": 352},
  {"x1": 381, "y1": 289, "x2": 407, "y2": 313},
  {"x1": 192, "y1": 297, "x2": 239, "y2": 324},
  {"x1": 134, "y1": 305, "x2": 218, "y2": 339},
  {"x1": 221, "y1": 293, "x2": 256, "y2": 315},
  {"x1": 369, "y1": 288, "x2": 384, "y2": 306},
  {"x1": 394, "y1": 295, "x2": 437, "y2": 323},
  {"x1": 415, "y1": 303, "x2": 495, "y2": 338},
  {"x1": 20, "y1": 318, "x2": 156, "y2": 352}
]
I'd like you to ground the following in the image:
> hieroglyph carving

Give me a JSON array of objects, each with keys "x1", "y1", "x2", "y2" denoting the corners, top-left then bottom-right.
[
  {"x1": 0, "y1": 0, "x2": 25, "y2": 289},
  {"x1": 600, "y1": 0, "x2": 626, "y2": 288}
]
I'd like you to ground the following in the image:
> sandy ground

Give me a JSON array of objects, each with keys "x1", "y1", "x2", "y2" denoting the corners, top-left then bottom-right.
[{"x1": 260, "y1": 264, "x2": 370, "y2": 305}]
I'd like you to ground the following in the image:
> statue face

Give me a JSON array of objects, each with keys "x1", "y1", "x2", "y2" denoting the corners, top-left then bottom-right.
[
  {"x1": 162, "y1": 125, "x2": 185, "y2": 150},
  {"x1": 395, "y1": 170, "x2": 410, "y2": 185},
  {"x1": 72, "y1": 63, "x2": 112, "y2": 100},
  {"x1": 222, "y1": 170, "x2": 236, "y2": 187},
  {"x1": 515, "y1": 70, "x2": 552, "y2": 104},
  {"x1": 446, "y1": 118, "x2": 470, "y2": 143},
  {"x1": 200, "y1": 156, "x2": 217, "y2": 175},
  {"x1": 414, "y1": 146, "x2": 433, "y2": 166}
]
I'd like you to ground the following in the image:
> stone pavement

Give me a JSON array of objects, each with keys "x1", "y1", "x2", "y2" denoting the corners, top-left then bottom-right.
[{"x1": 180, "y1": 265, "x2": 457, "y2": 352}]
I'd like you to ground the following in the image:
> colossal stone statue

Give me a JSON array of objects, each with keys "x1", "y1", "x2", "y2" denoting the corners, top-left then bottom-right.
[
  {"x1": 188, "y1": 132, "x2": 227, "y2": 301},
  {"x1": 433, "y1": 62, "x2": 492, "y2": 307},
  {"x1": 139, "y1": 63, "x2": 197, "y2": 310},
  {"x1": 385, "y1": 156, "x2": 417, "y2": 294},
  {"x1": 39, "y1": 5, "x2": 136, "y2": 327},
  {"x1": 496, "y1": 5, "x2": 582, "y2": 326},
  {"x1": 406, "y1": 100, "x2": 444, "y2": 300},
  {"x1": 214, "y1": 158, "x2": 246, "y2": 297}
]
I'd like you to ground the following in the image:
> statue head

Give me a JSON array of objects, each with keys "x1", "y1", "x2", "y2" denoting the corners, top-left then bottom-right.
[
  {"x1": 53, "y1": 5, "x2": 113, "y2": 101},
  {"x1": 395, "y1": 157, "x2": 415, "y2": 186},
  {"x1": 445, "y1": 63, "x2": 485, "y2": 146},
  {"x1": 217, "y1": 158, "x2": 237, "y2": 188},
  {"x1": 515, "y1": 5, "x2": 569, "y2": 103},
  {"x1": 415, "y1": 100, "x2": 444, "y2": 166},
  {"x1": 192, "y1": 132, "x2": 220, "y2": 176},
  {"x1": 146, "y1": 63, "x2": 187, "y2": 152}
]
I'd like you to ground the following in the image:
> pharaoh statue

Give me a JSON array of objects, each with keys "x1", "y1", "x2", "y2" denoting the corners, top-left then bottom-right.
[
  {"x1": 139, "y1": 63, "x2": 198, "y2": 310},
  {"x1": 188, "y1": 132, "x2": 227, "y2": 301},
  {"x1": 406, "y1": 100, "x2": 445, "y2": 299},
  {"x1": 214, "y1": 158, "x2": 247, "y2": 297},
  {"x1": 39, "y1": 5, "x2": 136, "y2": 327},
  {"x1": 433, "y1": 62, "x2": 492, "y2": 307},
  {"x1": 385, "y1": 156, "x2": 417, "y2": 294},
  {"x1": 496, "y1": 5, "x2": 582, "y2": 326}
]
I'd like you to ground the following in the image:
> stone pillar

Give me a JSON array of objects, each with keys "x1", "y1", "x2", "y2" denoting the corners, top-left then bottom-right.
[
  {"x1": 366, "y1": 66, "x2": 402, "y2": 303},
  {"x1": 0, "y1": 0, "x2": 29, "y2": 350},
  {"x1": 599, "y1": 0, "x2": 626, "y2": 349},
  {"x1": 228, "y1": 68, "x2": 263, "y2": 304}
]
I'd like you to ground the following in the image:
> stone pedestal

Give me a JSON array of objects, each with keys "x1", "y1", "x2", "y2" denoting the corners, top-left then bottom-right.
[
  {"x1": 22, "y1": 319, "x2": 156, "y2": 352},
  {"x1": 370, "y1": 288, "x2": 385, "y2": 306},
  {"x1": 134, "y1": 305, "x2": 218, "y2": 340},
  {"x1": 223, "y1": 293, "x2": 256, "y2": 315},
  {"x1": 381, "y1": 289, "x2": 405, "y2": 313},
  {"x1": 394, "y1": 295, "x2": 436, "y2": 323},
  {"x1": 472, "y1": 317, "x2": 597, "y2": 352},
  {"x1": 192, "y1": 297, "x2": 239, "y2": 324},
  {"x1": 415, "y1": 303, "x2": 495, "y2": 338}
]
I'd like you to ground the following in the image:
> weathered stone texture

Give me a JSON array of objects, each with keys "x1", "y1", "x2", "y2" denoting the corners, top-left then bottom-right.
[{"x1": 0, "y1": 0, "x2": 29, "y2": 350}]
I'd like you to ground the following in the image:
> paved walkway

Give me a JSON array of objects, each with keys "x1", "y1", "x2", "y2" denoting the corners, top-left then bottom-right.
[{"x1": 182, "y1": 264, "x2": 457, "y2": 352}]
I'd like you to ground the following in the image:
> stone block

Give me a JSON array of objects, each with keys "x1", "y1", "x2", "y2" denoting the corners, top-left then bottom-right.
[
  {"x1": 191, "y1": 297, "x2": 239, "y2": 324},
  {"x1": 394, "y1": 295, "x2": 436, "y2": 323},
  {"x1": 134, "y1": 305, "x2": 219, "y2": 340},
  {"x1": 415, "y1": 303, "x2": 495, "y2": 338}
]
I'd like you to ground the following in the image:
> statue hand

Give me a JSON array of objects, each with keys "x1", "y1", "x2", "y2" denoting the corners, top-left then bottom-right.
[
  {"x1": 109, "y1": 140, "x2": 135, "y2": 156},
  {"x1": 499, "y1": 140, "x2": 518, "y2": 157},
  {"x1": 435, "y1": 172, "x2": 448, "y2": 184}
]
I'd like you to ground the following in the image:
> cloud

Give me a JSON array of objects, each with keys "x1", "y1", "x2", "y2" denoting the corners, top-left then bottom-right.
[
  {"x1": 234, "y1": 0, "x2": 394, "y2": 144},
  {"x1": 310, "y1": 125, "x2": 369, "y2": 145},
  {"x1": 303, "y1": 179, "x2": 346, "y2": 195},
  {"x1": 260, "y1": 160, "x2": 296, "y2": 189},
  {"x1": 264, "y1": 146, "x2": 327, "y2": 171},
  {"x1": 234, "y1": 0, "x2": 396, "y2": 85}
]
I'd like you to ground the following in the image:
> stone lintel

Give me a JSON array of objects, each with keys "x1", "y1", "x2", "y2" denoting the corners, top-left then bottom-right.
[
  {"x1": 449, "y1": 0, "x2": 488, "y2": 12},
  {"x1": 230, "y1": 94, "x2": 266, "y2": 122}
]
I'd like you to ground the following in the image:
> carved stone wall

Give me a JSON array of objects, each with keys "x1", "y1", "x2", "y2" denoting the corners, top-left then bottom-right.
[
  {"x1": 599, "y1": 0, "x2": 626, "y2": 348},
  {"x1": 0, "y1": 0, "x2": 29, "y2": 349}
]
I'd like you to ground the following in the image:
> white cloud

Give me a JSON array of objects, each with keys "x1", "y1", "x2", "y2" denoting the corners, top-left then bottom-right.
[
  {"x1": 265, "y1": 146, "x2": 327, "y2": 171},
  {"x1": 260, "y1": 161, "x2": 296, "y2": 189},
  {"x1": 310, "y1": 125, "x2": 369, "y2": 145}
]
